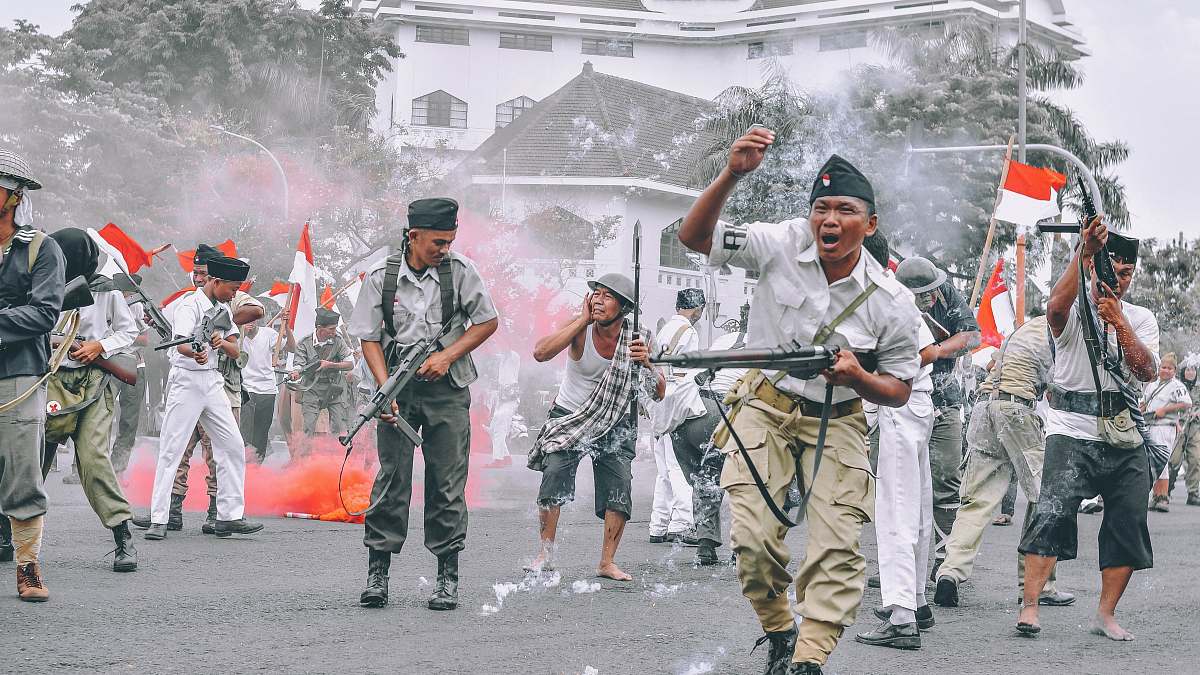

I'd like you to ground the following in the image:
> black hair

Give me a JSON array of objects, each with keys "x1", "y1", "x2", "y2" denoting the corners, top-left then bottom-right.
[{"x1": 863, "y1": 230, "x2": 890, "y2": 268}]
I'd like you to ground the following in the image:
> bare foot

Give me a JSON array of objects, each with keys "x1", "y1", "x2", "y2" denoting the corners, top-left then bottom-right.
[
  {"x1": 1016, "y1": 604, "x2": 1041, "y2": 634},
  {"x1": 524, "y1": 550, "x2": 555, "y2": 573},
  {"x1": 596, "y1": 562, "x2": 632, "y2": 581},
  {"x1": 1089, "y1": 614, "x2": 1134, "y2": 641}
]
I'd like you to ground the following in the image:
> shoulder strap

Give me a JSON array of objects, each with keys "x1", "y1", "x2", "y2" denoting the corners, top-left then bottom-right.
[
  {"x1": 666, "y1": 322, "x2": 691, "y2": 355},
  {"x1": 26, "y1": 230, "x2": 44, "y2": 274},
  {"x1": 438, "y1": 257, "x2": 456, "y2": 330},
  {"x1": 813, "y1": 281, "x2": 879, "y2": 344},
  {"x1": 381, "y1": 254, "x2": 403, "y2": 338}
]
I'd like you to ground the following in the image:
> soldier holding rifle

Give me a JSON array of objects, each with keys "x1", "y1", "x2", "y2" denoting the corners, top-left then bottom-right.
[
  {"x1": 677, "y1": 127, "x2": 921, "y2": 675},
  {"x1": 348, "y1": 198, "x2": 498, "y2": 611}
]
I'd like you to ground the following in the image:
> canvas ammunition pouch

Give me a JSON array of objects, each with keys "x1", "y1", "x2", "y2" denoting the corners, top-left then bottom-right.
[
  {"x1": 44, "y1": 366, "x2": 109, "y2": 444},
  {"x1": 381, "y1": 253, "x2": 477, "y2": 390}
]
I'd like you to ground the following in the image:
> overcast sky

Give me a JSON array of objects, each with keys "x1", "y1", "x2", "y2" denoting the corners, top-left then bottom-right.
[{"x1": 4, "y1": 0, "x2": 1196, "y2": 243}]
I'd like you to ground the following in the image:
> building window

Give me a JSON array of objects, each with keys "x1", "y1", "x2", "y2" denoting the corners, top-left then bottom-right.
[
  {"x1": 499, "y1": 32, "x2": 553, "y2": 52},
  {"x1": 412, "y1": 90, "x2": 467, "y2": 128},
  {"x1": 581, "y1": 37, "x2": 634, "y2": 58},
  {"x1": 496, "y1": 96, "x2": 537, "y2": 129},
  {"x1": 818, "y1": 30, "x2": 868, "y2": 52},
  {"x1": 747, "y1": 40, "x2": 793, "y2": 59},
  {"x1": 415, "y1": 25, "x2": 469, "y2": 46},
  {"x1": 660, "y1": 219, "x2": 700, "y2": 271}
]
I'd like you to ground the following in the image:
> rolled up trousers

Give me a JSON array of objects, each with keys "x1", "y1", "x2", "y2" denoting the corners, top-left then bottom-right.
[
  {"x1": 151, "y1": 368, "x2": 246, "y2": 524},
  {"x1": 874, "y1": 391, "x2": 934, "y2": 613}
]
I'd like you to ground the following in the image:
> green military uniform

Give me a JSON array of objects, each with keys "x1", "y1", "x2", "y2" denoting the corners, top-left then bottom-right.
[
  {"x1": 294, "y1": 329, "x2": 352, "y2": 436},
  {"x1": 348, "y1": 197, "x2": 497, "y2": 611},
  {"x1": 704, "y1": 156, "x2": 922, "y2": 668}
]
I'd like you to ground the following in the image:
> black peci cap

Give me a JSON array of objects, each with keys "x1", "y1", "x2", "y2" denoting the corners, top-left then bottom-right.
[
  {"x1": 207, "y1": 256, "x2": 249, "y2": 282},
  {"x1": 315, "y1": 307, "x2": 340, "y2": 326},
  {"x1": 810, "y1": 154, "x2": 875, "y2": 209},
  {"x1": 194, "y1": 244, "x2": 221, "y2": 266},
  {"x1": 1107, "y1": 232, "x2": 1139, "y2": 265},
  {"x1": 408, "y1": 198, "x2": 459, "y2": 231}
]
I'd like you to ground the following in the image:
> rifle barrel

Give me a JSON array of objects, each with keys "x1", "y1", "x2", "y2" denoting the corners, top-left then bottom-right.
[{"x1": 653, "y1": 345, "x2": 839, "y2": 369}]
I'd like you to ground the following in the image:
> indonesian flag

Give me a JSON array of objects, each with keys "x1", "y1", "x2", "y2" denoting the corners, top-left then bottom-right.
[
  {"x1": 320, "y1": 286, "x2": 336, "y2": 310},
  {"x1": 994, "y1": 160, "x2": 1068, "y2": 227},
  {"x1": 259, "y1": 280, "x2": 291, "y2": 300},
  {"x1": 97, "y1": 223, "x2": 153, "y2": 274},
  {"x1": 976, "y1": 260, "x2": 1016, "y2": 349},
  {"x1": 342, "y1": 272, "x2": 366, "y2": 309},
  {"x1": 287, "y1": 223, "x2": 318, "y2": 339},
  {"x1": 177, "y1": 239, "x2": 239, "y2": 273}
]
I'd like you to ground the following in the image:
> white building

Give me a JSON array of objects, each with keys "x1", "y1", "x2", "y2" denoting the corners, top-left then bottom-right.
[
  {"x1": 353, "y1": 0, "x2": 1084, "y2": 152},
  {"x1": 352, "y1": 0, "x2": 1085, "y2": 340}
]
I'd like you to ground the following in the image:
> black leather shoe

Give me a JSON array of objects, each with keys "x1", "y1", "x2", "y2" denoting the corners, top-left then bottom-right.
[
  {"x1": 787, "y1": 662, "x2": 822, "y2": 674},
  {"x1": 873, "y1": 605, "x2": 935, "y2": 630},
  {"x1": 201, "y1": 496, "x2": 217, "y2": 534},
  {"x1": 752, "y1": 624, "x2": 797, "y2": 675},
  {"x1": 214, "y1": 519, "x2": 264, "y2": 537},
  {"x1": 144, "y1": 524, "x2": 167, "y2": 540},
  {"x1": 167, "y1": 493, "x2": 185, "y2": 531},
  {"x1": 667, "y1": 530, "x2": 700, "y2": 547},
  {"x1": 933, "y1": 577, "x2": 959, "y2": 607},
  {"x1": 1188, "y1": 493, "x2": 1200, "y2": 506},
  {"x1": 696, "y1": 539, "x2": 720, "y2": 566},
  {"x1": 867, "y1": 573, "x2": 880, "y2": 588},
  {"x1": 649, "y1": 534, "x2": 667, "y2": 543},
  {"x1": 428, "y1": 552, "x2": 460, "y2": 610},
  {"x1": 111, "y1": 521, "x2": 138, "y2": 572},
  {"x1": 855, "y1": 620, "x2": 921, "y2": 649},
  {"x1": 360, "y1": 549, "x2": 390, "y2": 608}
]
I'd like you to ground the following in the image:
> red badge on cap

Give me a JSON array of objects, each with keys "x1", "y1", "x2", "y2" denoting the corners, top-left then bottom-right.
[{"x1": 821, "y1": 174, "x2": 831, "y2": 187}]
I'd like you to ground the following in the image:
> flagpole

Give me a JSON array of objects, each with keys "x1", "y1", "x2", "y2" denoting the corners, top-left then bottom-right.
[
  {"x1": 1014, "y1": 233, "x2": 1027, "y2": 327},
  {"x1": 969, "y1": 135, "x2": 1016, "y2": 308}
]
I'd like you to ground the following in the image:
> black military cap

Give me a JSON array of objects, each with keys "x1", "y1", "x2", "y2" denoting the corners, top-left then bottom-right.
[
  {"x1": 408, "y1": 198, "x2": 459, "y2": 231},
  {"x1": 676, "y1": 288, "x2": 706, "y2": 310},
  {"x1": 194, "y1": 243, "x2": 221, "y2": 266},
  {"x1": 810, "y1": 154, "x2": 875, "y2": 209},
  {"x1": 207, "y1": 256, "x2": 249, "y2": 282},
  {"x1": 315, "y1": 307, "x2": 340, "y2": 326},
  {"x1": 1107, "y1": 232, "x2": 1139, "y2": 265}
]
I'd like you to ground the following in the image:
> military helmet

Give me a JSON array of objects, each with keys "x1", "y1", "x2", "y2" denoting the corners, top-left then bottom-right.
[
  {"x1": 0, "y1": 149, "x2": 42, "y2": 190},
  {"x1": 895, "y1": 256, "x2": 947, "y2": 294},
  {"x1": 587, "y1": 272, "x2": 636, "y2": 307}
]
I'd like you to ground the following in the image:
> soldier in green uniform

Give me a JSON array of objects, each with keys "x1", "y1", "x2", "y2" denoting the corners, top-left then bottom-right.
[
  {"x1": 290, "y1": 308, "x2": 353, "y2": 438},
  {"x1": 348, "y1": 198, "x2": 498, "y2": 611}
]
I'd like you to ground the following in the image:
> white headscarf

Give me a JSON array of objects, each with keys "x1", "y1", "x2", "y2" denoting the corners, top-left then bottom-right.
[{"x1": 0, "y1": 175, "x2": 33, "y2": 227}]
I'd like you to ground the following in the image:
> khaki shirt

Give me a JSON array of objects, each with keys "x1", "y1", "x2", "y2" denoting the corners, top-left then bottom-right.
[
  {"x1": 295, "y1": 333, "x2": 352, "y2": 399},
  {"x1": 348, "y1": 250, "x2": 497, "y2": 350},
  {"x1": 988, "y1": 315, "x2": 1053, "y2": 402},
  {"x1": 705, "y1": 218, "x2": 921, "y2": 403}
]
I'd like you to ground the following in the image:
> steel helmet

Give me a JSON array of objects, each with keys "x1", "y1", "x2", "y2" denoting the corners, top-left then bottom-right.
[
  {"x1": 587, "y1": 272, "x2": 636, "y2": 307},
  {"x1": 895, "y1": 256, "x2": 947, "y2": 294},
  {"x1": 0, "y1": 148, "x2": 42, "y2": 190}
]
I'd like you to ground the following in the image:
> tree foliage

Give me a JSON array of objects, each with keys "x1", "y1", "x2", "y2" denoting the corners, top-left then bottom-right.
[{"x1": 1122, "y1": 236, "x2": 1200, "y2": 356}]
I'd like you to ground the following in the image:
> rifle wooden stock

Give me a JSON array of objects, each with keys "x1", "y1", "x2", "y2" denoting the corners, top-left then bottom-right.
[{"x1": 50, "y1": 336, "x2": 139, "y2": 386}]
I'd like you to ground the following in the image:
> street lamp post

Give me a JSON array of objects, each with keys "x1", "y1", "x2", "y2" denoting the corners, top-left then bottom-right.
[{"x1": 209, "y1": 125, "x2": 290, "y2": 224}]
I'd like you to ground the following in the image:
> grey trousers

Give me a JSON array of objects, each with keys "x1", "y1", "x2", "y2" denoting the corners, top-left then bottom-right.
[
  {"x1": 670, "y1": 397, "x2": 725, "y2": 545},
  {"x1": 112, "y1": 372, "x2": 145, "y2": 473},
  {"x1": 929, "y1": 405, "x2": 964, "y2": 561},
  {"x1": 364, "y1": 377, "x2": 471, "y2": 558},
  {"x1": 0, "y1": 376, "x2": 49, "y2": 520}
]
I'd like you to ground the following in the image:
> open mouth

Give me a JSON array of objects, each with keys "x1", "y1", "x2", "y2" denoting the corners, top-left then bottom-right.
[{"x1": 819, "y1": 232, "x2": 841, "y2": 250}]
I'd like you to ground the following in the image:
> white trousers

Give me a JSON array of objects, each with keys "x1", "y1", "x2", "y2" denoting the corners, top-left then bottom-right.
[
  {"x1": 1149, "y1": 425, "x2": 1177, "y2": 480},
  {"x1": 875, "y1": 391, "x2": 935, "y2": 615},
  {"x1": 489, "y1": 398, "x2": 518, "y2": 461},
  {"x1": 650, "y1": 433, "x2": 694, "y2": 535},
  {"x1": 150, "y1": 368, "x2": 247, "y2": 523}
]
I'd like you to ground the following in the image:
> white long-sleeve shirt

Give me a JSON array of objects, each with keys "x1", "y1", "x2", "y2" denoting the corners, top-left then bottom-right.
[{"x1": 61, "y1": 288, "x2": 139, "y2": 369}]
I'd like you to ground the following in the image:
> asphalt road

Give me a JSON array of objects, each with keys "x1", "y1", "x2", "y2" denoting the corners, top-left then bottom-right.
[{"x1": 4, "y1": 440, "x2": 1198, "y2": 675}]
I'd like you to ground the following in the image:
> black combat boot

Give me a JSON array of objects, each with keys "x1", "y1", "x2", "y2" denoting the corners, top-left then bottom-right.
[
  {"x1": 428, "y1": 552, "x2": 459, "y2": 610},
  {"x1": 753, "y1": 624, "x2": 797, "y2": 675},
  {"x1": 201, "y1": 496, "x2": 217, "y2": 534},
  {"x1": 360, "y1": 549, "x2": 390, "y2": 608},
  {"x1": 695, "y1": 538, "x2": 720, "y2": 566},
  {"x1": 0, "y1": 517, "x2": 13, "y2": 563},
  {"x1": 167, "y1": 493, "x2": 185, "y2": 531},
  {"x1": 111, "y1": 520, "x2": 138, "y2": 572}
]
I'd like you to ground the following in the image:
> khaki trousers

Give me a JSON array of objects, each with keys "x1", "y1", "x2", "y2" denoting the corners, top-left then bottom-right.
[
  {"x1": 721, "y1": 385, "x2": 873, "y2": 667},
  {"x1": 940, "y1": 400, "x2": 1056, "y2": 591}
]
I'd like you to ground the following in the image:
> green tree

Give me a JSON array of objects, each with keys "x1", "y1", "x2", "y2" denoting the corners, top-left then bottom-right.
[{"x1": 1122, "y1": 235, "x2": 1200, "y2": 356}]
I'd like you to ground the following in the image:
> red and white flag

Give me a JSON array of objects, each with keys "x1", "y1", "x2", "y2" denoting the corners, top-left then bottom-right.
[
  {"x1": 994, "y1": 160, "x2": 1068, "y2": 227},
  {"x1": 96, "y1": 223, "x2": 154, "y2": 274},
  {"x1": 976, "y1": 260, "x2": 1015, "y2": 350},
  {"x1": 177, "y1": 239, "x2": 238, "y2": 273},
  {"x1": 342, "y1": 272, "x2": 367, "y2": 310},
  {"x1": 258, "y1": 280, "x2": 291, "y2": 300},
  {"x1": 287, "y1": 223, "x2": 318, "y2": 340}
]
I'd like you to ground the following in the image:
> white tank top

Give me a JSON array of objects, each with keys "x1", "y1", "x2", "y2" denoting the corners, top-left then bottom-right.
[{"x1": 555, "y1": 327, "x2": 611, "y2": 412}]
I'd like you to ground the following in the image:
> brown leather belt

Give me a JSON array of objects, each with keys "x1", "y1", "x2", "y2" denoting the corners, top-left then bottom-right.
[
  {"x1": 992, "y1": 391, "x2": 1034, "y2": 408},
  {"x1": 753, "y1": 377, "x2": 863, "y2": 418}
]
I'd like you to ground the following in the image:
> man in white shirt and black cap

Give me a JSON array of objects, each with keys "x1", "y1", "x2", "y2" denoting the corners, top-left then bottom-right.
[{"x1": 144, "y1": 255, "x2": 264, "y2": 540}]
